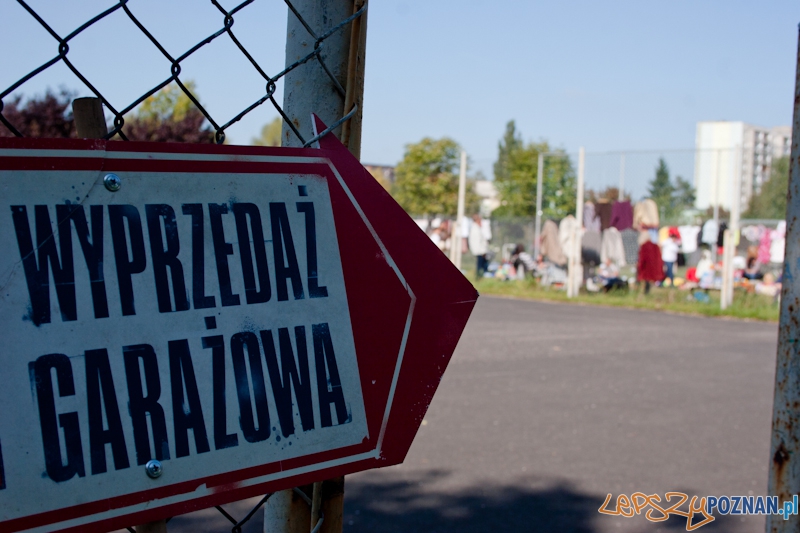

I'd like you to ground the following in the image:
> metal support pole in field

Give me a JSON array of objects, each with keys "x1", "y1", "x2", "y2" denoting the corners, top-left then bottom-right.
[
  {"x1": 721, "y1": 145, "x2": 742, "y2": 310},
  {"x1": 618, "y1": 153, "x2": 625, "y2": 201},
  {"x1": 568, "y1": 147, "x2": 585, "y2": 298},
  {"x1": 268, "y1": 2, "x2": 367, "y2": 532},
  {"x1": 533, "y1": 152, "x2": 544, "y2": 260},
  {"x1": 450, "y1": 150, "x2": 467, "y2": 269},
  {"x1": 712, "y1": 149, "x2": 721, "y2": 263},
  {"x1": 766, "y1": 24, "x2": 800, "y2": 533}
]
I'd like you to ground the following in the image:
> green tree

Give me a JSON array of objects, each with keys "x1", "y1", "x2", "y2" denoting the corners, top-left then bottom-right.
[
  {"x1": 674, "y1": 175, "x2": 696, "y2": 209},
  {"x1": 123, "y1": 81, "x2": 214, "y2": 143},
  {"x1": 493, "y1": 120, "x2": 524, "y2": 184},
  {"x1": 252, "y1": 116, "x2": 282, "y2": 147},
  {"x1": 648, "y1": 158, "x2": 675, "y2": 212},
  {"x1": 744, "y1": 156, "x2": 789, "y2": 219},
  {"x1": 392, "y1": 137, "x2": 479, "y2": 216},
  {"x1": 647, "y1": 158, "x2": 697, "y2": 223},
  {"x1": 492, "y1": 120, "x2": 575, "y2": 219}
]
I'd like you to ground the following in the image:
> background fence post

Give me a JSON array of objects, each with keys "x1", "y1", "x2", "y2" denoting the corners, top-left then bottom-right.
[
  {"x1": 766, "y1": 23, "x2": 800, "y2": 533},
  {"x1": 267, "y1": 1, "x2": 367, "y2": 532},
  {"x1": 568, "y1": 147, "x2": 585, "y2": 298},
  {"x1": 533, "y1": 152, "x2": 544, "y2": 261},
  {"x1": 450, "y1": 150, "x2": 467, "y2": 269}
]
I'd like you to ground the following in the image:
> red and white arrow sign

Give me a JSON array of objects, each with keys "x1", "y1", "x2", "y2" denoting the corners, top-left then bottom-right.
[{"x1": 0, "y1": 117, "x2": 477, "y2": 532}]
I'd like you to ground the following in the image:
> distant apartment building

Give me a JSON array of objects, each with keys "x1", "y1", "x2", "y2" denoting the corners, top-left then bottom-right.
[
  {"x1": 694, "y1": 121, "x2": 791, "y2": 210},
  {"x1": 474, "y1": 179, "x2": 500, "y2": 215}
]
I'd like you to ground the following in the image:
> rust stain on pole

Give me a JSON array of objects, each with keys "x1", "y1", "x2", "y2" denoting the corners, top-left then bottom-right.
[{"x1": 766, "y1": 23, "x2": 800, "y2": 533}]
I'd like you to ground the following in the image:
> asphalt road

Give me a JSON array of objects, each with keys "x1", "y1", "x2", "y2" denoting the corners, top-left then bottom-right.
[{"x1": 164, "y1": 296, "x2": 779, "y2": 533}]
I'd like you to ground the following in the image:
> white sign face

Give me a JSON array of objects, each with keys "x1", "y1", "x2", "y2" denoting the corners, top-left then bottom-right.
[{"x1": 0, "y1": 168, "x2": 367, "y2": 525}]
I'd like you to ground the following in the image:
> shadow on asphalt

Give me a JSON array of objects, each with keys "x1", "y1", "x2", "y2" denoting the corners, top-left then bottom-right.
[
  {"x1": 342, "y1": 471, "x2": 751, "y2": 533},
  {"x1": 137, "y1": 472, "x2": 754, "y2": 533}
]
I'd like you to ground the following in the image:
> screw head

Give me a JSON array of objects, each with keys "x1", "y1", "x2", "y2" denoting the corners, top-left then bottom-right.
[
  {"x1": 103, "y1": 173, "x2": 121, "y2": 192},
  {"x1": 145, "y1": 459, "x2": 163, "y2": 479}
]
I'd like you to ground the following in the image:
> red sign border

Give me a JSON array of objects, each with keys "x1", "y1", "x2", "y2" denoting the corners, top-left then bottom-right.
[{"x1": 0, "y1": 123, "x2": 477, "y2": 532}]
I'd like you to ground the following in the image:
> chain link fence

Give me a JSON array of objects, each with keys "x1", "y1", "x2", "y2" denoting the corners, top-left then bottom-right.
[
  {"x1": 1, "y1": 0, "x2": 365, "y2": 147},
  {"x1": 0, "y1": 1, "x2": 366, "y2": 531}
]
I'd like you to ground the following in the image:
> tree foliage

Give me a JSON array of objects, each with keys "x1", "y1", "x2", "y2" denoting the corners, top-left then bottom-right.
[
  {"x1": 492, "y1": 120, "x2": 575, "y2": 219},
  {"x1": 252, "y1": 116, "x2": 282, "y2": 147},
  {"x1": 744, "y1": 156, "x2": 789, "y2": 219},
  {"x1": 647, "y1": 157, "x2": 696, "y2": 223},
  {"x1": 392, "y1": 137, "x2": 479, "y2": 216},
  {"x1": 0, "y1": 89, "x2": 76, "y2": 138},
  {"x1": 123, "y1": 82, "x2": 214, "y2": 143}
]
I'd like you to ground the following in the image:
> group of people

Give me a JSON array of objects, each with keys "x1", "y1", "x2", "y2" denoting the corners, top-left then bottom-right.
[
  {"x1": 427, "y1": 214, "x2": 493, "y2": 278},
  {"x1": 426, "y1": 205, "x2": 783, "y2": 299}
]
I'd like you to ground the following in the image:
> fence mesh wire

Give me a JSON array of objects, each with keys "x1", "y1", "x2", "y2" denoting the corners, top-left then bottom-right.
[
  {"x1": 0, "y1": 0, "x2": 365, "y2": 147},
  {"x1": 0, "y1": 1, "x2": 364, "y2": 531}
]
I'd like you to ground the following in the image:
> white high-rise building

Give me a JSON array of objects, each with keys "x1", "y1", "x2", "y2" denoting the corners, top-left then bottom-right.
[{"x1": 694, "y1": 121, "x2": 791, "y2": 210}]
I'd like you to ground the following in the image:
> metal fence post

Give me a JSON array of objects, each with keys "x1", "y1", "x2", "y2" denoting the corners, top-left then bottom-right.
[
  {"x1": 721, "y1": 144, "x2": 742, "y2": 310},
  {"x1": 281, "y1": 0, "x2": 367, "y2": 156},
  {"x1": 267, "y1": 2, "x2": 367, "y2": 532},
  {"x1": 766, "y1": 23, "x2": 800, "y2": 533},
  {"x1": 450, "y1": 150, "x2": 467, "y2": 269},
  {"x1": 533, "y1": 152, "x2": 544, "y2": 260},
  {"x1": 568, "y1": 147, "x2": 585, "y2": 298}
]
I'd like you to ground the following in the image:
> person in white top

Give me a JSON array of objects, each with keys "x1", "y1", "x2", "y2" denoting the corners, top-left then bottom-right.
[
  {"x1": 661, "y1": 234, "x2": 680, "y2": 286},
  {"x1": 468, "y1": 214, "x2": 491, "y2": 278}
]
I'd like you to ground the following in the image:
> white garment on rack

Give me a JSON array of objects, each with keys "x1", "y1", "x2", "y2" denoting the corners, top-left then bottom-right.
[{"x1": 678, "y1": 225, "x2": 700, "y2": 253}]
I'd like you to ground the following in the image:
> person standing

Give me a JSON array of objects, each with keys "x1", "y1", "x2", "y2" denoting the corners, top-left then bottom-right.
[
  {"x1": 661, "y1": 233, "x2": 679, "y2": 286},
  {"x1": 469, "y1": 214, "x2": 491, "y2": 279}
]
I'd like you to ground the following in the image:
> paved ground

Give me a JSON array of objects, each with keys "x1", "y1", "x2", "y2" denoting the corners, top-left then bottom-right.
[{"x1": 164, "y1": 296, "x2": 779, "y2": 533}]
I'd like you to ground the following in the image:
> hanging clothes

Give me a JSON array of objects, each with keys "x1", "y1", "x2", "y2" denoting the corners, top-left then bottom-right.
[
  {"x1": 716, "y1": 221, "x2": 728, "y2": 248},
  {"x1": 582, "y1": 230, "x2": 602, "y2": 265},
  {"x1": 771, "y1": 230, "x2": 785, "y2": 264},
  {"x1": 758, "y1": 228, "x2": 772, "y2": 264},
  {"x1": 559, "y1": 215, "x2": 581, "y2": 262},
  {"x1": 584, "y1": 202, "x2": 601, "y2": 232},
  {"x1": 597, "y1": 201, "x2": 613, "y2": 231},
  {"x1": 540, "y1": 219, "x2": 566, "y2": 265},
  {"x1": 601, "y1": 227, "x2": 626, "y2": 266},
  {"x1": 701, "y1": 219, "x2": 718, "y2": 245},
  {"x1": 678, "y1": 225, "x2": 700, "y2": 253},
  {"x1": 741, "y1": 225, "x2": 763, "y2": 243},
  {"x1": 633, "y1": 199, "x2": 659, "y2": 229},
  {"x1": 610, "y1": 200, "x2": 633, "y2": 230},
  {"x1": 658, "y1": 226, "x2": 670, "y2": 244},
  {"x1": 637, "y1": 241, "x2": 664, "y2": 282},
  {"x1": 620, "y1": 229, "x2": 639, "y2": 265}
]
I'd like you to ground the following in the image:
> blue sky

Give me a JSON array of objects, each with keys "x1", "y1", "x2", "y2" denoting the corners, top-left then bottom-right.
[{"x1": 1, "y1": 1, "x2": 798, "y2": 195}]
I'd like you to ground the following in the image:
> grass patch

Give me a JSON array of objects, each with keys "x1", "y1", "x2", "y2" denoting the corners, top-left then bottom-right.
[{"x1": 473, "y1": 277, "x2": 780, "y2": 322}]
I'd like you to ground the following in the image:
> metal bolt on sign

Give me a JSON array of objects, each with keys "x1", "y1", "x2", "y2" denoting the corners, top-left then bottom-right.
[
  {"x1": 103, "y1": 173, "x2": 121, "y2": 192},
  {"x1": 145, "y1": 460, "x2": 163, "y2": 479}
]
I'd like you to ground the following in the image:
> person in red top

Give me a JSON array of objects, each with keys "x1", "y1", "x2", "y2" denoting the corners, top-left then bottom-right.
[{"x1": 637, "y1": 240, "x2": 664, "y2": 294}]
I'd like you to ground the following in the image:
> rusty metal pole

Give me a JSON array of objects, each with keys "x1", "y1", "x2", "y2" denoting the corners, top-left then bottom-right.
[
  {"x1": 766, "y1": 24, "x2": 800, "y2": 533},
  {"x1": 281, "y1": 0, "x2": 367, "y2": 158},
  {"x1": 266, "y1": 2, "x2": 367, "y2": 532}
]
